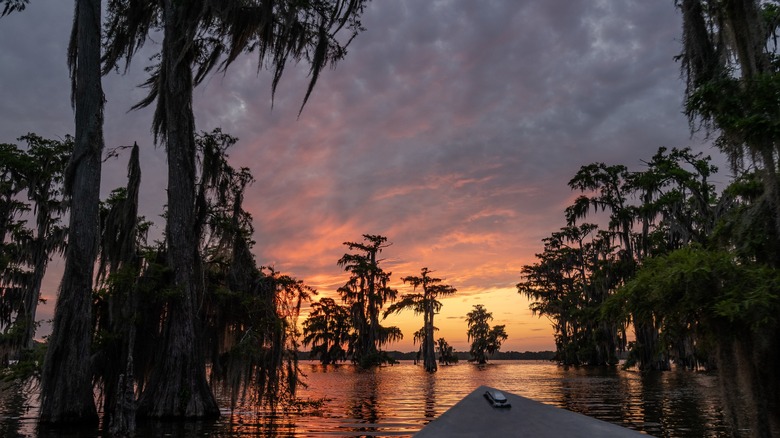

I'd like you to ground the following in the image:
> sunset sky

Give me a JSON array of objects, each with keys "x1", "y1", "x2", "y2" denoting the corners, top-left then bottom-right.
[{"x1": 0, "y1": 1, "x2": 722, "y2": 353}]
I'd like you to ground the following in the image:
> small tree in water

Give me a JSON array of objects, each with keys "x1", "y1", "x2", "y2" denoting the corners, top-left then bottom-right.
[
  {"x1": 384, "y1": 267, "x2": 456, "y2": 372},
  {"x1": 337, "y1": 234, "x2": 401, "y2": 368},
  {"x1": 302, "y1": 297, "x2": 352, "y2": 365},
  {"x1": 466, "y1": 305, "x2": 508, "y2": 364},
  {"x1": 436, "y1": 338, "x2": 458, "y2": 365}
]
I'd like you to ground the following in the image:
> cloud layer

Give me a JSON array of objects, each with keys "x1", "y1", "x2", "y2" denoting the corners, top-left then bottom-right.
[{"x1": 0, "y1": 1, "x2": 715, "y2": 351}]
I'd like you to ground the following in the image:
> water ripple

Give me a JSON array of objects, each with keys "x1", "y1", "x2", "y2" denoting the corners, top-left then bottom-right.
[{"x1": 0, "y1": 361, "x2": 733, "y2": 437}]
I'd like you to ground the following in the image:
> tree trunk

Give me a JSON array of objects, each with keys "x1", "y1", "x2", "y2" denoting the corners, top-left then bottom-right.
[
  {"x1": 633, "y1": 316, "x2": 669, "y2": 371},
  {"x1": 137, "y1": 0, "x2": 218, "y2": 418},
  {"x1": 109, "y1": 347, "x2": 136, "y2": 437},
  {"x1": 100, "y1": 143, "x2": 141, "y2": 429},
  {"x1": 39, "y1": 0, "x2": 102, "y2": 424},
  {"x1": 716, "y1": 325, "x2": 780, "y2": 438},
  {"x1": 758, "y1": 147, "x2": 780, "y2": 240},
  {"x1": 423, "y1": 303, "x2": 436, "y2": 372},
  {"x1": 20, "y1": 226, "x2": 48, "y2": 350},
  {"x1": 367, "y1": 251, "x2": 378, "y2": 359}
]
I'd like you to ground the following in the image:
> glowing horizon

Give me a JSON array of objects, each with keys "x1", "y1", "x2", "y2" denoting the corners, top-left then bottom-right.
[{"x1": 6, "y1": 1, "x2": 715, "y2": 357}]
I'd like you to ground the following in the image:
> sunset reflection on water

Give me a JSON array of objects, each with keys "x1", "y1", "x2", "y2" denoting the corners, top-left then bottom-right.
[{"x1": 1, "y1": 361, "x2": 732, "y2": 437}]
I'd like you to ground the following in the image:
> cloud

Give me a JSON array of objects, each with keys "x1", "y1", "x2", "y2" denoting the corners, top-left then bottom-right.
[{"x1": 0, "y1": 0, "x2": 715, "y2": 351}]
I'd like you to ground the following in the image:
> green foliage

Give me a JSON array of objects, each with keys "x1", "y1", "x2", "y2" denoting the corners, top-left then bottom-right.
[
  {"x1": 0, "y1": 134, "x2": 70, "y2": 358},
  {"x1": 522, "y1": 146, "x2": 725, "y2": 368},
  {"x1": 676, "y1": 3, "x2": 780, "y2": 432},
  {"x1": 713, "y1": 172, "x2": 780, "y2": 265},
  {"x1": 0, "y1": 341, "x2": 45, "y2": 384},
  {"x1": 687, "y1": 74, "x2": 780, "y2": 147},
  {"x1": 617, "y1": 246, "x2": 780, "y2": 370},
  {"x1": 710, "y1": 263, "x2": 780, "y2": 328}
]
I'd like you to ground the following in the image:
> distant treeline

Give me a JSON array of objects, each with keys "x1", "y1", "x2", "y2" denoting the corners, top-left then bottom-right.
[{"x1": 299, "y1": 350, "x2": 556, "y2": 361}]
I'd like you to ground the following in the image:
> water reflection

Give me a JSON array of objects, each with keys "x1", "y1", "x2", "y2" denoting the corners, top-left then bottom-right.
[
  {"x1": 0, "y1": 361, "x2": 735, "y2": 437},
  {"x1": 347, "y1": 369, "x2": 380, "y2": 432},
  {"x1": 0, "y1": 381, "x2": 36, "y2": 438},
  {"x1": 631, "y1": 370, "x2": 723, "y2": 437},
  {"x1": 423, "y1": 372, "x2": 436, "y2": 420}
]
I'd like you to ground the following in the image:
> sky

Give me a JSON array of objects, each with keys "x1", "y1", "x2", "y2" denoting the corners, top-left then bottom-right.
[{"x1": 0, "y1": 1, "x2": 722, "y2": 353}]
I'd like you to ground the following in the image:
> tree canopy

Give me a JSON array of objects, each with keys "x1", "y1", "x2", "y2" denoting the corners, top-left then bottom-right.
[
  {"x1": 466, "y1": 304, "x2": 507, "y2": 365},
  {"x1": 337, "y1": 234, "x2": 401, "y2": 368},
  {"x1": 385, "y1": 267, "x2": 456, "y2": 372}
]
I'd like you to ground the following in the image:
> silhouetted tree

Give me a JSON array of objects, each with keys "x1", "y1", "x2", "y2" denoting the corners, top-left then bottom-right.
[
  {"x1": 191, "y1": 130, "x2": 314, "y2": 411},
  {"x1": 674, "y1": 2, "x2": 780, "y2": 432},
  {"x1": 0, "y1": 136, "x2": 69, "y2": 360},
  {"x1": 15, "y1": 135, "x2": 70, "y2": 351},
  {"x1": 0, "y1": 0, "x2": 27, "y2": 16},
  {"x1": 436, "y1": 338, "x2": 457, "y2": 365},
  {"x1": 521, "y1": 148, "x2": 722, "y2": 367},
  {"x1": 466, "y1": 305, "x2": 507, "y2": 364},
  {"x1": 250, "y1": 267, "x2": 315, "y2": 408},
  {"x1": 384, "y1": 267, "x2": 455, "y2": 372},
  {"x1": 39, "y1": 0, "x2": 105, "y2": 424},
  {"x1": 302, "y1": 297, "x2": 351, "y2": 365},
  {"x1": 92, "y1": 144, "x2": 142, "y2": 435},
  {"x1": 486, "y1": 325, "x2": 508, "y2": 357},
  {"x1": 337, "y1": 234, "x2": 401, "y2": 367},
  {"x1": 518, "y1": 223, "x2": 627, "y2": 366},
  {"x1": 566, "y1": 162, "x2": 661, "y2": 369},
  {"x1": 103, "y1": 0, "x2": 370, "y2": 418},
  {"x1": 0, "y1": 143, "x2": 27, "y2": 362}
]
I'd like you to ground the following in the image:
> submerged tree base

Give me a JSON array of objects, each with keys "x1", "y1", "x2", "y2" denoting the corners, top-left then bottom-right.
[
  {"x1": 355, "y1": 351, "x2": 398, "y2": 369},
  {"x1": 136, "y1": 361, "x2": 220, "y2": 420}
]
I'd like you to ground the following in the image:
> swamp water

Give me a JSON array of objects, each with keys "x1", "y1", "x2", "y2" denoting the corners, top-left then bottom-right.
[{"x1": 1, "y1": 360, "x2": 732, "y2": 437}]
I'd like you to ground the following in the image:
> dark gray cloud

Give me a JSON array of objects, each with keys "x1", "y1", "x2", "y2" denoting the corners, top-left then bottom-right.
[{"x1": 0, "y1": 0, "x2": 716, "y2": 350}]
